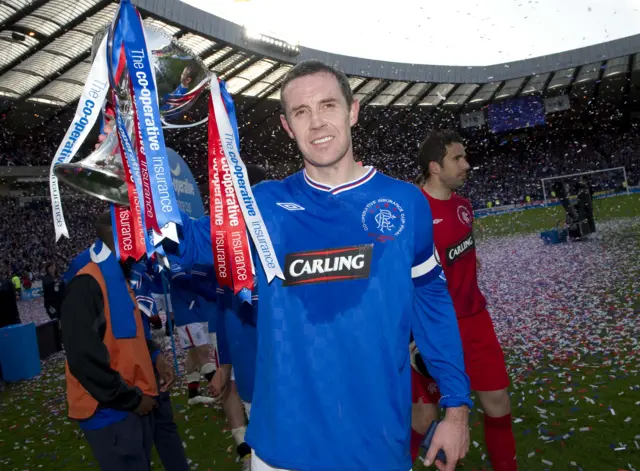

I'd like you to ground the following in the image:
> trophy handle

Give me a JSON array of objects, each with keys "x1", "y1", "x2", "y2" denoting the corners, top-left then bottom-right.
[
  {"x1": 161, "y1": 116, "x2": 209, "y2": 129},
  {"x1": 54, "y1": 117, "x2": 131, "y2": 206}
]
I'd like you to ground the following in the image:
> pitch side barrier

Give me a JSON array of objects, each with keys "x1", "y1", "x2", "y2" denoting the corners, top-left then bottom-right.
[{"x1": 474, "y1": 187, "x2": 640, "y2": 219}]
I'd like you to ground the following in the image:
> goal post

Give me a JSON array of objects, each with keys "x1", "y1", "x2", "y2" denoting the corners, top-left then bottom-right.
[{"x1": 541, "y1": 166, "x2": 630, "y2": 206}]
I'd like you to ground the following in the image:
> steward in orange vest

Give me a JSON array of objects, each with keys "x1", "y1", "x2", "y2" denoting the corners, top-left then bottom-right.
[{"x1": 61, "y1": 213, "x2": 170, "y2": 471}]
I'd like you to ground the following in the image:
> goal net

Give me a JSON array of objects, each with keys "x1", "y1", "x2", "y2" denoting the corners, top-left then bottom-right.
[{"x1": 541, "y1": 167, "x2": 630, "y2": 206}]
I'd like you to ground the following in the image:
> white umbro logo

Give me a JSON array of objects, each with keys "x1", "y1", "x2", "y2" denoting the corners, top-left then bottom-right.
[
  {"x1": 433, "y1": 219, "x2": 443, "y2": 224},
  {"x1": 277, "y1": 202, "x2": 305, "y2": 211}
]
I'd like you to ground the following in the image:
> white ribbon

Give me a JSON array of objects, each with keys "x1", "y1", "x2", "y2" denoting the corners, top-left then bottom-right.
[
  {"x1": 49, "y1": 36, "x2": 110, "y2": 241},
  {"x1": 209, "y1": 75, "x2": 284, "y2": 283}
]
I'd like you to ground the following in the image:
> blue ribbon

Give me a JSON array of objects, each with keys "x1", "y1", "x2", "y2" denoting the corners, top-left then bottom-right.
[
  {"x1": 120, "y1": 0, "x2": 181, "y2": 232},
  {"x1": 109, "y1": 204, "x2": 121, "y2": 261},
  {"x1": 113, "y1": 106, "x2": 154, "y2": 256},
  {"x1": 219, "y1": 81, "x2": 240, "y2": 151}
]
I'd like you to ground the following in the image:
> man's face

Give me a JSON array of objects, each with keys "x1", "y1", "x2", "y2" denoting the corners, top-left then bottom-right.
[
  {"x1": 180, "y1": 68, "x2": 192, "y2": 87},
  {"x1": 432, "y1": 142, "x2": 470, "y2": 190},
  {"x1": 280, "y1": 72, "x2": 359, "y2": 168}
]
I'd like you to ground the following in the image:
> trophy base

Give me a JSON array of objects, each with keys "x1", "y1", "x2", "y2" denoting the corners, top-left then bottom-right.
[{"x1": 55, "y1": 163, "x2": 130, "y2": 206}]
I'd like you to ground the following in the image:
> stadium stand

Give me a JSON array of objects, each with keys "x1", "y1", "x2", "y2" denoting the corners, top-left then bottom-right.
[{"x1": 0, "y1": 0, "x2": 639, "y2": 269}]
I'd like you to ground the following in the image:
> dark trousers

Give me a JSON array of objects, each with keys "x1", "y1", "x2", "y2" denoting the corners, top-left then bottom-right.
[
  {"x1": 154, "y1": 391, "x2": 190, "y2": 471},
  {"x1": 84, "y1": 413, "x2": 154, "y2": 471}
]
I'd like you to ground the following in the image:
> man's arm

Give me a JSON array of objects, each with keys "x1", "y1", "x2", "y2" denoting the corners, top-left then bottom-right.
[
  {"x1": 189, "y1": 265, "x2": 218, "y2": 301},
  {"x1": 411, "y1": 190, "x2": 471, "y2": 469},
  {"x1": 61, "y1": 275, "x2": 143, "y2": 411},
  {"x1": 411, "y1": 192, "x2": 471, "y2": 408},
  {"x1": 412, "y1": 277, "x2": 471, "y2": 408},
  {"x1": 167, "y1": 212, "x2": 213, "y2": 269}
]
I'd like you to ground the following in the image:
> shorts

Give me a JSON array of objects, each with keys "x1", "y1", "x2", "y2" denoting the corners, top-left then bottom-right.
[
  {"x1": 252, "y1": 453, "x2": 412, "y2": 471},
  {"x1": 177, "y1": 322, "x2": 210, "y2": 349},
  {"x1": 151, "y1": 293, "x2": 166, "y2": 313},
  {"x1": 411, "y1": 308, "x2": 509, "y2": 404},
  {"x1": 458, "y1": 308, "x2": 510, "y2": 392},
  {"x1": 411, "y1": 367, "x2": 441, "y2": 404},
  {"x1": 251, "y1": 454, "x2": 290, "y2": 471}
]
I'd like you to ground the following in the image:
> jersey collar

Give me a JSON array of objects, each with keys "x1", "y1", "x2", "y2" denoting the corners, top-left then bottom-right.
[{"x1": 303, "y1": 166, "x2": 377, "y2": 195}]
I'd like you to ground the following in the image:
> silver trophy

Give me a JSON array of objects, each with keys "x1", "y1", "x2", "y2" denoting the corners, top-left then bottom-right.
[{"x1": 54, "y1": 25, "x2": 210, "y2": 205}]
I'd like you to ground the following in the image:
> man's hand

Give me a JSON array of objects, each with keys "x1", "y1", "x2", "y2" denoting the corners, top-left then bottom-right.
[
  {"x1": 208, "y1": 364, "x2": 231, "y2": 401},
  {"x1": 134, "y1": 395, "x2": 158, "y2": 416},
  {"x1": 424, "y1": 406, "x2": 469, "y2": 471},
  {"x1": 155, "y1": 353, "x2": 176, "y2": 392}
]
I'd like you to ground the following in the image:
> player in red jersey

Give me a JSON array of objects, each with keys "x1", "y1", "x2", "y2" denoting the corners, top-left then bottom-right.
[{"x1": 411, "y1": 130, "x2": 517, "y2": 471}]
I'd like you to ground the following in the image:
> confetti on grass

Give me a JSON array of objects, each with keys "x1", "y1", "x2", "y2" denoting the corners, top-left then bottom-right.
[{"x1": 3, "y1": 218, "x2": 639, "y2": 470}]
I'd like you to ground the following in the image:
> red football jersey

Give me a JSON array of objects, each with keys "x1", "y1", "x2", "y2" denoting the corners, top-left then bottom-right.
[{"x1": 422, "y1": 189, "x2": 486, "y2": 318}]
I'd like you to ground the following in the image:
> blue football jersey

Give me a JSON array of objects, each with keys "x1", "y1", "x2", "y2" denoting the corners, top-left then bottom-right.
[
  {"x1": 161, "y1": 257, "x2": 210, "y2": 327},
  {"x1": 129, "y1": 261, "x2": 158, "y2": 340},
  {"x1": 190, "y1": 264, "x2": 218, "y2": 334},
  {"x1": 216, "y1": 286, "x2": 258, "y2": 403},
  {"x1": 177, "y1": 168, "x2": 471, "y2": 471}
]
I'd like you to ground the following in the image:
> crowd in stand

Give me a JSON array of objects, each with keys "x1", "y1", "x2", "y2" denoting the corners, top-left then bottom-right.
[
  {"x1": 0, "y1": 197, "x2": 106, "y2": 281},
  {"x1": 1, "y1": 118, "x2": 638, "y2": 280}
]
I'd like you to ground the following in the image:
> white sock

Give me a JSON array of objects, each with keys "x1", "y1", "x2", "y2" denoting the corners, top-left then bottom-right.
[
  {"x1": 201, "y1": 362, "x2": 216, "y2": 376},
  {"x1": 185, "y1": 372, "x2": 201, "y2": 384},
  {"x1": 231, "y1": 426, "x2": 247, "y2": 445},
  {"x1": 243, "y1": 401, "x2": 252, "y2": 421}
]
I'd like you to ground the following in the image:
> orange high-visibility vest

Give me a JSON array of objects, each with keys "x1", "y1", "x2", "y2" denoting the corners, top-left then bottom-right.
[{"x1": 65, "y1": 262, "x2": 158, "y2": 420}]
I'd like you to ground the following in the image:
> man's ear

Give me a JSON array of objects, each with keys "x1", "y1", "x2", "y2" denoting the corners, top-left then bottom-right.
[
  {"x1": 280, "y1": 114, "x2": 295, "y2": 139},
  {"x1": 349, "y1": 98, "x2": 360, "y2": 127},
  {"x1": 428, "y1": 160, "x2": 441, "y2": 177}
]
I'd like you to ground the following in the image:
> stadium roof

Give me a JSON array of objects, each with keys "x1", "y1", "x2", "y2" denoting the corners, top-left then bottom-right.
[
  {"x1": 1, "y1": 0, "x2": 640, "y2": 134},
  {"x1": 182, "y1": 0, "x2": 640, "y2": 67}
]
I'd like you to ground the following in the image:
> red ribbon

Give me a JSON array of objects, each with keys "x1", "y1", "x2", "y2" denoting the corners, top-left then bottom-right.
[
  {"x1": 128, "y1": 80, "x2": 160, "y2": 235},
  {"x1": 208, "y1": 94, "x2": 253, "y2": 294},
  {"x1": 113, "y1": 204, "x2": 135, "y2": 260},
  {"x1": 117, "y1": 129, "x2": 146, "y2": 261}
]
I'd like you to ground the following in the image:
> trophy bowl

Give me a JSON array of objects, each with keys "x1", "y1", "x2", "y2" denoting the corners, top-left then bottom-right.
[{"x1": 54, "y1": 24, "x2": 211, "y2": 206}]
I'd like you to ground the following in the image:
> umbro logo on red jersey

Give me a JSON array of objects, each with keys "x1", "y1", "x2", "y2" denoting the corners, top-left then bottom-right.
[{"x1": 433, "y1": 219, "x2": 444, "y2": 224}]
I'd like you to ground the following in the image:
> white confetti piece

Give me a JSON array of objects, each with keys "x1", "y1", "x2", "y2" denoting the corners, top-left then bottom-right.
[{"x1": 542, "y1": 459, "x2": 553, "y2": 466}]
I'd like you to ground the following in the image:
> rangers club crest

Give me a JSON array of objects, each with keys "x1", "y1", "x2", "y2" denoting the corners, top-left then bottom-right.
[
  {"x1": 361, "y1": 198, "x2": 406, "y2": 243},
  {"x1": 457, "y1": 205, "x2": 473, "y2": 228}
]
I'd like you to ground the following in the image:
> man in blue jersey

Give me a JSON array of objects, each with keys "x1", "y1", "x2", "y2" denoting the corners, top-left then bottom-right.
[
  {"x1": 171, "y1": 60, "x2": 471, "y2": 471},
  {"x1": 209, "y1": 284, "x2": 258, "y2": 470},
  {"x1": 189, "y1": 264, "x2": 254, "y2": 470},
  {"x1": 163, "y1": 257, "x2": 218, "y2": 405}
]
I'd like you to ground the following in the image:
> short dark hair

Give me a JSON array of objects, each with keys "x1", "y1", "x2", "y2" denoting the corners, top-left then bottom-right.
[
  {"x1": 280, "y1": 60, "x2": 352, "y2": 115},
  {"x1": 416, "y1": 130, "x2": 464, "y2": 184},
  {"x1": 95, "y1": 211, "x2": 114, "y2": 250},
  {"x1": 246, "y1": 163, "x2": 267, "y2": 186}
]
